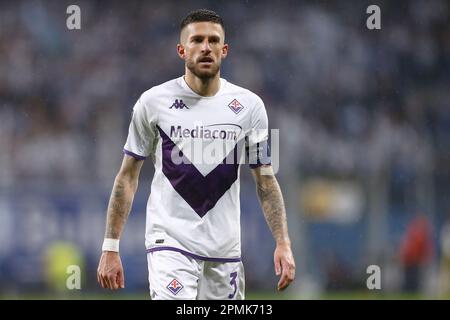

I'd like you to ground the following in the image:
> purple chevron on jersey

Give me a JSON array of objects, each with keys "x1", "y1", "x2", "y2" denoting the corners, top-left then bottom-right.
[{"x1": 157, "y1": 125, "x2": 239, "y2": 217}]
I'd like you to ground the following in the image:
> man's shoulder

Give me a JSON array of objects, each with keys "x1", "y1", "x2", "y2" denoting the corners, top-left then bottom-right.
[{"x1": 139, "y1": 77, "x2": 182, "y2": 102}]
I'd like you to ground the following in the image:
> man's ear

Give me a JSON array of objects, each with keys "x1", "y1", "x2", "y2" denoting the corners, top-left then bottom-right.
[
  {"x1": 221, "y1": 43, "x2": 229, "y2": 59},
  {"x1": 177, "y1": 44, "x2": 185, "y2": 60}
]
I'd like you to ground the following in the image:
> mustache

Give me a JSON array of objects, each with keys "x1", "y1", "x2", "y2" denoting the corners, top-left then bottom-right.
[{"x1": 197, "y1": 56, "x2": 214, "y2": 63}]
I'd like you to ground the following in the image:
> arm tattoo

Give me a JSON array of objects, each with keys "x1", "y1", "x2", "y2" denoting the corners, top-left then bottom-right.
[
  {"x1": 104, "y1": 178, "x2": 136, "y2": 239},
  {"x1": 256, "y1": 175, "x2": 290, "y2": 244}
]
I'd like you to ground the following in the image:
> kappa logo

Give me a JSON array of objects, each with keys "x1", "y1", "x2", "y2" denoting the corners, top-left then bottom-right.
[
  {"x1": 228, "y1": 99, "x2": 244, "y2": 114},
  {"x1": 167, "y1": 278, "x2": 184, "y2": 295},
  {"x1": 170, "y1": 99, "x2": 189, "y2": 109}
]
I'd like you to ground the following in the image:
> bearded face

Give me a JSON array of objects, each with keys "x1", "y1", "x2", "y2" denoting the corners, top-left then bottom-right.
[
  {"x1": 186, "y1": 52, "x2": 221, "y2": 79},
  {"x1": 178, "y1": 22, "x2": 228, "y2": 80}
]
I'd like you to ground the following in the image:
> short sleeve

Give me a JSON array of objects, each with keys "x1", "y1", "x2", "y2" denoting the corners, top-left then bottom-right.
[
  {"x1": 123, "y1": 96, "x2": 155, "y2": 160},
  {"x1": 247, "y1": 97, "x2": 271, "y2": 168}
]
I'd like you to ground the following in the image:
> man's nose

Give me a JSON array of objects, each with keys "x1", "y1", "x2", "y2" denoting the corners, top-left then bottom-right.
[{"x1": 201, "y1": 40, "x2": 212, "y2": 52}]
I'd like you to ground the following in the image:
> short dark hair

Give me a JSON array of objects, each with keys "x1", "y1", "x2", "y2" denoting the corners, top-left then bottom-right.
[{"x1": 180, "y1": 9, "x2": 225, "y2": 33}]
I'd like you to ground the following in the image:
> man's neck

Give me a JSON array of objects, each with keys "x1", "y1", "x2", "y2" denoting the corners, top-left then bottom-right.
[{"x1": 184, "y1": 70, "x2": 221, "y2": 97}]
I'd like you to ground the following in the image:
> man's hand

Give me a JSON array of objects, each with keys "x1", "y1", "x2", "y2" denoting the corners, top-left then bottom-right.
[
  {"x1": 97, "y1": 251, "x2": 125, "y2": 290},
  {"x1": 274, "y1": 243, "x2": 296, "y2": 291}
]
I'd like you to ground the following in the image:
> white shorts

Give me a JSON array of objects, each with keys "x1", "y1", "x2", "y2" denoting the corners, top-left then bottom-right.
[{"x1": 147, "y1": 249, "x2": 245, "y2": 300}]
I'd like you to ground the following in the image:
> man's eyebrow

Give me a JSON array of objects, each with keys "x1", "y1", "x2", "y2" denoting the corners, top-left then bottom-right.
[{"x1": 189, "y1": 33, "x2": 222, "y2": 39}]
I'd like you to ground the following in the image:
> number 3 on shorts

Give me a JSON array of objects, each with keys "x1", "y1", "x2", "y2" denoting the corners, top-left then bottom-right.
[{"x1": 228, "y1": 271, "x2": 238, "y2": 299}]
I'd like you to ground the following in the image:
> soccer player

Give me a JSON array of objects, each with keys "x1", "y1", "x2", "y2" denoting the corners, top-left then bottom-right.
[{"x1": 97, "y1": 9, "x2": 295, "y2": 300}]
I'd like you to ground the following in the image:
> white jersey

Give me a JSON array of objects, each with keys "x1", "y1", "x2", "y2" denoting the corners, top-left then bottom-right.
[{"x1": 124, "y1": 76, "x2": 270, "y2": 261}]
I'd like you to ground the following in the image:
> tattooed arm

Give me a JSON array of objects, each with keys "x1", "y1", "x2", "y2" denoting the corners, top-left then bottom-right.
[
  {"x1": 97, "y1": 154, "x2": 144, "y2": 290},
  {"x1": 251, "y1": 165, "x2": 296, "y2": 291},
  {"x1": 104, "y1": 155, "x2": 143, "y2": 239}
]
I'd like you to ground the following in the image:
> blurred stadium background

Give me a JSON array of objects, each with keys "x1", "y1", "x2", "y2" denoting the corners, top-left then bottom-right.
[{"x1": 1, "y1": 0, "x2": 450, "y2": 299}]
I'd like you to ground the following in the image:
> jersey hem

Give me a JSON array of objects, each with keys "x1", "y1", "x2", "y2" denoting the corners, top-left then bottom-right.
[
  {"x1": 146, "y1": 246, "x2": 241, "y2": 263},
  {"x1": 123, "y1": 149, "x2": 147, "y2": 160}
]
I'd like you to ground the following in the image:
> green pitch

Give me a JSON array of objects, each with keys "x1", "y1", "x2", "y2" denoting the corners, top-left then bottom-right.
[{"x1": 0, "y1": 291, "x2": 445, "y2": 300}]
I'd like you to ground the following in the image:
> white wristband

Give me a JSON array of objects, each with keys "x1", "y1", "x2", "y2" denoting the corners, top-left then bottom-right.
[{"x1": 102, "y1": 238, "x2": 120, "y2": 252}]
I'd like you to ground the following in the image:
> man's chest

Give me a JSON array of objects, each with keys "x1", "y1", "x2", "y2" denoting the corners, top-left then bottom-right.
[
  {"x1": 155, "y1": 95, "x2": 252, "y2": 140},
  {"x1": 153, "y1": 95, "x2": 251, "y2": 173}
]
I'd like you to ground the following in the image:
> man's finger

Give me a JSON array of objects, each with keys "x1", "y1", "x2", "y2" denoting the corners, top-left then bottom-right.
[
  {"x1": 102, "y1": 276, "x2": 109, "y2": 289},
  {"x1": 113, "y1": 272, "x2": 120, "y2": 290},
  {"x1": 277, "y1": 263, "x2": 287, "y2": 290},
  {"x1": 274, "y1": 256, "x2": 281, "y2": 276},
  {"x1": 98, "y1": 272, "x2": 107, "y2": 289},
  {"x1": 277, "y1": 266, "x2": 289, "y2": 290},
  {"x1": 278, "y1": 274, "x2": 292, "y2": 290},
  {"x1": 283, "y1": 259, "x2": 295, "y2": 280},
  {"x1": 98, "y1": 274, "x2": 104, "y2": 288},
  {"x1": 108, "y1": 274, "x2": 118, "y2": 290},
  {"x1": 104, "y1": 273, "x2": 113, "y2": 289},
  {"x1": 118, "y1": 269, "x2": 125, "y2": 289},
  {"x1": 277, "y1": 274, "x2": 288, "y2": 290},
  {"x1": 277, "y1": 260, "x2": 294, "y2": 290}
]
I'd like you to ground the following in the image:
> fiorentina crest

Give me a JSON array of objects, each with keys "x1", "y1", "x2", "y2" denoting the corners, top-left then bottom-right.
[
  {"x1": 167, "y1": 278, "x2": 184, "y2": 295},
  {"x1": 228, "y1": 99, "x2": 244, "y2": 114}
]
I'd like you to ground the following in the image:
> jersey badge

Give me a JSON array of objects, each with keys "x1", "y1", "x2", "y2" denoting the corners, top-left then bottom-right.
[
  {"x1": 167, "y1": 278, "x2": 184, "y2": 295},
  {"x1": 228, "y1": 99, "x2": 244, "y2": 114}
]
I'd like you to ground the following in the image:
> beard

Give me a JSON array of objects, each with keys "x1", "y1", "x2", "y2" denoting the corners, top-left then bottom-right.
[{"x1": 186, "y1": 58, "x2": 221, "y2": 80}]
